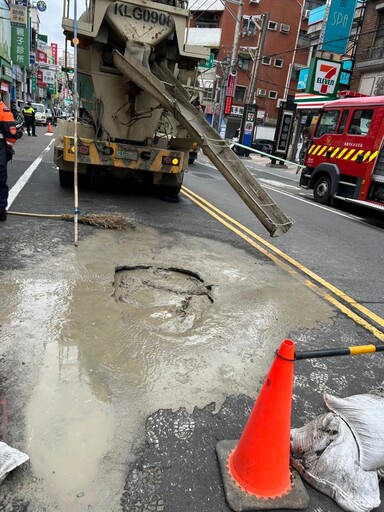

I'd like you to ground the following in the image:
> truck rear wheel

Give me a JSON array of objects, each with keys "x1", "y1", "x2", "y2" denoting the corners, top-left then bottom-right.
[
  {"x1": 157, "y1": 184, "x2": 181, "y2": 198},
  {"x1": 59, "y1": 169, "x2": 73, "y2": 188},
  {"x1": 314, "y1": 175, "x2": 332, "y2": 205}
]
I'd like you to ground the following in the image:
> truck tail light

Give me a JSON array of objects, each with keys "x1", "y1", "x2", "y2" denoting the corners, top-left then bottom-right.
[
  {"x1": 78, "y1": 146, "x2": 90, "y2": 155},
  {"x1": 162, "y1": 156, "x2": 180, "y2": 166}
]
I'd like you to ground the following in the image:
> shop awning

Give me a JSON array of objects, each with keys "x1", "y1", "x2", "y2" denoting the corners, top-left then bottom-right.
[{"x1": 294, "y1": 93, "x2": 332, "y2": 110}]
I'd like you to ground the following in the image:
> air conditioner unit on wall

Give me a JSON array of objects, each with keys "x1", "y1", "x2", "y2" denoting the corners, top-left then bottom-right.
[
  {"x1": 303, "y1": 9, "x2": 310, "y2": 19},
  {"x1": 249, "y1": 0, "x2": 260, "y2": 3},
  {"x1": 257, "y1": 88, "x2": 266, "y2": 97},
  {"x1": 277, "y1": 98, "x2": 285, "y2": 107}
]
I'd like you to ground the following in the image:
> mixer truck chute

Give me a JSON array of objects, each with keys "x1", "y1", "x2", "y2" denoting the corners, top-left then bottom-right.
[{"x1": 56, "y1": 0, "x2": 293, "y2": 237}]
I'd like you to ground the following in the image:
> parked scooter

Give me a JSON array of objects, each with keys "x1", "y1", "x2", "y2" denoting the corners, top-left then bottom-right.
[{"x1": 15, "y1": 113, "x2": 24, "y2": 138}]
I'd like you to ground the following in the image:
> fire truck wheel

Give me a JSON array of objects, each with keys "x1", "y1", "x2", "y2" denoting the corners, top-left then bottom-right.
[{"x1": 314, "y1": 175, "x2": 332, "y2": 205}]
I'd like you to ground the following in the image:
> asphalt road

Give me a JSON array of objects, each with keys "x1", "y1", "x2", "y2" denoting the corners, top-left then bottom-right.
[{"x1": 0, "y1": 131, "x2": 383, "y2": 512}]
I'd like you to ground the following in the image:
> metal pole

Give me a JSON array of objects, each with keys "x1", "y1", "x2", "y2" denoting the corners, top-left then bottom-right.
[
  {"x1": 295, "y1": 344, "x2": 384, "y2": 361},
  {"x1": 73, "y1": 0, "x2": 79, "y2": 246},
  {"x1": 245, "y1": 12, "x2": 269, "y2": 105}
]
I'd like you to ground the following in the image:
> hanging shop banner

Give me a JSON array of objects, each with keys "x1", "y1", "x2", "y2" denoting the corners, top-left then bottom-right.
[
  {"x1": 226, "y1": 71, "x2": 237, "y2": 98},
  {"x1": 31, "y1": 74, "x2": 36, "y2": 93},
  {"x1": 51, "y1": 43, "x2": 58, "y2": 65},
  {"x1": 11, "y1": 24, "x2": 29, "y2": 68},
  {"x1": 42, "y1": 69, "x2": 55, "y2": 85},
  {"x1": 36, "y1": 50, "x2": 47, "y2": 63},
  {"x1": 306, "y1": 57, "x2": 342, "y2": 97},
  {"x1": 10, "y1": 5, "x2": 27, "y2": 27},
  {"x1": 36, "y1": 69, "x2": 45, "y2": 86},
  {"x1": 320, "y1": 0, "x2": 358, "y2": 54}
]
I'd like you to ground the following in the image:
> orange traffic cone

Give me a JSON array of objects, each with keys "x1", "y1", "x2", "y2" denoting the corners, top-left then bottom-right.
[
  {"x1": 47, "y1": 122, "x2": 53, "y2": 134},
  {"x1": 216, "y1": 339, "x2": 309, "y2": 510}
]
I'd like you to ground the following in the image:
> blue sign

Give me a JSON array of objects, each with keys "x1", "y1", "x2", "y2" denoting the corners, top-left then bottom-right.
[
  {"x1": 308, "y1": 5, "x2": 326, "y2": 25},
  {"x1": 340, "y1": 59, "x2": 352, "y2": 85},
  {"x1": 322, "y1": 0, "x2": 359, "y2": 54},
  {"x1": 297, "y1": 68, "x2": 309, "y2": 90},
  {"x1": 36, "y1": 0, "x2": 46, "y2": 11}
]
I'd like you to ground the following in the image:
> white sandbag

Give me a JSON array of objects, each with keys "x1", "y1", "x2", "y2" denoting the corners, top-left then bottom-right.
[
  {"x1": 324, "y1": 393, "x2": 384, "y2": 471},
  {"x1": 0, "y1": 442, "x2": 29, "y2": 485},
  {"x1": 290, "y1": 412, "x2": 380, "y2": 512}
]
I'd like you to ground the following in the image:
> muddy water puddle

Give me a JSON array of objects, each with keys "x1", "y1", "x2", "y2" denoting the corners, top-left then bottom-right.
[{"x1": 0, "y1": 226, "x2": 333, "y2": 511}]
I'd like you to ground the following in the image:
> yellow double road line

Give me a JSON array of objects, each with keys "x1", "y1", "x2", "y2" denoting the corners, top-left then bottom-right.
[{"x1": 181, "y1": 186, "x2": 384, "y2": 342}]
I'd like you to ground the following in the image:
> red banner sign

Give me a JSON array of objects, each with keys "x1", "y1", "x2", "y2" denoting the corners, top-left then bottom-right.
[
  {"x1": 36, "y1": 50, "x2": 47, "y2": 63},
  {"x1": 51, "y1": 43, "x2": 58, "y2": 65}
]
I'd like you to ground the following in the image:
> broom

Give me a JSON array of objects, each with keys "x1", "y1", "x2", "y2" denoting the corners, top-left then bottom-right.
[{"x1": 8, "y1": 211, "x2": 131, "y2": 230}]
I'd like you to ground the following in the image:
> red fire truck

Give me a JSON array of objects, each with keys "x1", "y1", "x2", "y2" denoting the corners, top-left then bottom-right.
[{"x1": 300, "y1": 95, "x2": 384, "y2": 210}]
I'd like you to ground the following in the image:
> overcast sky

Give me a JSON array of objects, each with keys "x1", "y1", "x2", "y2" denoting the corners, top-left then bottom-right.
[{"x1": 39, "y1": 0, "x2": 85, "y2": 49}]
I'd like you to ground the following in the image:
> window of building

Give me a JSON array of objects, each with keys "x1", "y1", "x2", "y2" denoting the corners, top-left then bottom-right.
[
  {"x1": 280, "y1": 23, "x2": 290, "y2": 33},
  {"x1": 298, "y1": 30, "x2": 310, "y2": 48},
  {"x1": 268, "y1": 21, "x2": 278, "y2": 31},
  {"x1": 374, "y1": 10, "x2": 384, "y2": 47},
  {"x1": 194, "y1": 13, "x2": 220, "y2": 29},
  {"x1": 348, "y1": 109, "x2": 374, "y2": 135},
  {"x1": 262, "y1": 56, "x2": 272, "y2": 65},
  {"x1": 274, "y1": 59, "x2": 284, "y2": 68},
  {"x1": 269, "y1": 90, "x2": 278, "y2": 99},
  {"x1": 238, "y1": 56, "x2": 251, "y2": 70},
  {"x1": 242, "y1": 16, "x2": 257, "y2": 37},
  {"x1": 234, "y1": 86, "x2": 246, "y2": 102},
  {"x1": 314, "y1": 110, "x2": 340, "y2": 137}
]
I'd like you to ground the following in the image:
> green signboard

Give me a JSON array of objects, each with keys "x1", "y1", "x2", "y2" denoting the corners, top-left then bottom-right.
[
  {"x1": 11, "y1": 23, "x2": 29, "y2": 68},
  {"x1": 31, "y1": 74, "x2": 36, "y2": 93},
  {"x1": 47, "y1": 83, "x2": 56, "y2": 94},
  {"x1": 200, "y1": 53, "x2": 214, "y2": 69}
]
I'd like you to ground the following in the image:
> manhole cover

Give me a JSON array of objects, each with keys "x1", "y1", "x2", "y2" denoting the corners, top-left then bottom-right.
[{"x1": 113, "y1": 265, "x2": 213, "y2": 334}]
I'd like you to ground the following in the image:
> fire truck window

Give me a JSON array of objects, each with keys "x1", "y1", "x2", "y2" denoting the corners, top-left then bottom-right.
[
  {"x1": 348, "y1": 109, "x2": 374, "y2": 136},
  {"x1": 314, "y1": 110, "x2": 340, "y2": 137},
  {"x1": 337, "y1": 110, "x2": 349, "y2": 134}
]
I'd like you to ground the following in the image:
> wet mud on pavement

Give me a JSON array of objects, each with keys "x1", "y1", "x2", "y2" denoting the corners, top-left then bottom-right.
[{"x1": 1, "y1": 221, "x2": 381, "y2": 511}]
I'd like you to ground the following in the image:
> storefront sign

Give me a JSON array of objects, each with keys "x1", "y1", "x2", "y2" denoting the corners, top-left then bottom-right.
[
  {"x1": 10, "y1": 5, "x2": 27, "y2": 27},
  {"x1": 306, "y1": 57, "x2": 342, "y2": 97},
  {"x1": 11, "y1": 24, "x2": 29, "y2": 68},
  {"x1": 320, "y1": 0, "x2": 358, "y2": 54},
  {"x1": 226, "y1": 71, "x2": 237, "y2": 98}
]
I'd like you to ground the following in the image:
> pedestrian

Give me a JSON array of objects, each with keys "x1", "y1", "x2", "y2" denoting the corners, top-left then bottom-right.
[
  {"x1": 0, "y1": 100, "x2": 21, "y2": 221},
  {"x1": 53, "y1": 106, "x2": 60, "y2": 127},
  {"x1": 23, "y1": 101, "x2": 37, "y2": 136}
]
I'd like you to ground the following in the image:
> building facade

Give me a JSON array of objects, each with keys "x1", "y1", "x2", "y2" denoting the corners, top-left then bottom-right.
[{"x1": 350, "y1": 0, "x2": 384, "y2": 95}]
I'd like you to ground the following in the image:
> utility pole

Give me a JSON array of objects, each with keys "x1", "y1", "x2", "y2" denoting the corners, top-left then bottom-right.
[
  {"x1": 245, "y1": 12, "x2": 270, "y2": 105},
  {"x1": 229, "y1": 0, "x2": 243, "y2": 74},
  {"x1": 218, "y1": 0, "x2": 243, "y2": 136}
]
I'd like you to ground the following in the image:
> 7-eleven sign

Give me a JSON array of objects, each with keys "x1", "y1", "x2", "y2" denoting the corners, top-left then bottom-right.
[{"x1": 306, "y1": 58, "x2": 342, "y2": 98}]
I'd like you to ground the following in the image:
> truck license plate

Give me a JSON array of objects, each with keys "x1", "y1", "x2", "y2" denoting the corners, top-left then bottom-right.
[{"x1": 115, "y1": 150, "x2": 138, "y2": 160}]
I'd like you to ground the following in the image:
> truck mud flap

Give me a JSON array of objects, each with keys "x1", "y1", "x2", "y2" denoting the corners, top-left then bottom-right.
[{"x1": 113, "y1": 50, "x2": 293, "y2": 237}]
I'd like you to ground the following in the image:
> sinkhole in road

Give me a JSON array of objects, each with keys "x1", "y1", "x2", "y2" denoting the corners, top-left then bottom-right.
[{"x1": 113, "y1": 265, "x2": 214, "y2": 334}]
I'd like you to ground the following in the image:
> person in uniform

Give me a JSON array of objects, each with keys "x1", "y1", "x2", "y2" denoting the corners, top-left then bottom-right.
[
  {"x1": 0, "y1": 100, "x2": 20, "y2": 221},
  {"x1": 23, "y1": 101, "x2": 37, "y2": 136}
]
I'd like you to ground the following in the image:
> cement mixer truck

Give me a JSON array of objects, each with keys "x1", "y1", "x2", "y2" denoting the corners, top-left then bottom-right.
[{"x1": 56, "y1": 0, "x2": 294, "y2": 236}]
